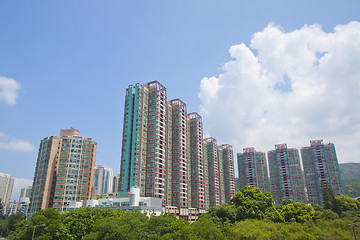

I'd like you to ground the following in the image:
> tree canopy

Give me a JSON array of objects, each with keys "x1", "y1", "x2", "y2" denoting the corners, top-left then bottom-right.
[
  {"x1": 229, "y1": 186, "x2": 276, "y2": 221},
  {"x1": 3, "y1": 186, "x2": 360, "y2": 239}
]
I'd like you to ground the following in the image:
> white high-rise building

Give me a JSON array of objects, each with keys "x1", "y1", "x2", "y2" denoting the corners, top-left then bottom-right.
[
  {"x1": 104, "y1": 168, "x2": 114, "y2": 194},
  {"x1": 0, "y1": 172, "x2": 15, "y2": 210},
  {"x1": 93, "y1": 166, "x2": 115, "y2": 194}
]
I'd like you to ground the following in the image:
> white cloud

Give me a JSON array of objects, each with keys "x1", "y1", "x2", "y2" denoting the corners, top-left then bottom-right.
[
  {"x1": 0, "y1": 132, "x2": 36, "y2": 152},
  {"x1": 199, "y1": 21, "x2": 360, "y2": 164},
  {"x1": 11, "y1": 178, "x2": 33, "y2": 202},
  {"x1": 0, "y1": 76, "x2": 21, "y2": 105}
]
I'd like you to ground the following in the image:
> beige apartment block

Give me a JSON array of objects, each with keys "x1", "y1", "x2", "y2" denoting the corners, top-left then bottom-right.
[{"x1": 29, "y1": 129, "x2": 96, "y2": 214}]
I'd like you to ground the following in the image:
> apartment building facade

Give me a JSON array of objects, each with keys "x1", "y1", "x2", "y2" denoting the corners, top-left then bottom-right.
[
  {"x1": 203, "y1": 137, "x2": 220, "y2": 207},
  {"x1": 218, "y1": 144, "x2": 236, "y2": 202},
  {"x1": 0, "y1": 172, "x2": 15, "y2": 209},
  {"x1": 29, "y1": 129, "x2": 96, "y2": 213},
  {"x1": 301, "y1": 140, "x2": 343, "y2": 205},
  {"x1": 188, "y1": 113, "x2": 206, "y2": 211},
  {"x1": 237, "y1": 147, "x2": 269, "y2": 193},
  {"x1": 268, "y1": 144, "x2": 306, "y2": 204}
]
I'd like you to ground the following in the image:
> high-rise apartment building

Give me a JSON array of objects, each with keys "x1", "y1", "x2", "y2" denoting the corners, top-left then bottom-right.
[
  {"x1": 94, "y1": 165, "x2": 114, "y2": 194},
  {"x1": 119, "y1": 83, "x2": 148, "y2": 196},
  {"x1": 217, "y1": 146, "x2": 226, "y2": 204},
  {"x1": 237, "y1": 147, "x2": 269, "y2": 193},
  {"x1": 104, "y1": 168, "x2": 114, "y2": 194},
  {"x1": 29, "y1": 129, "x2": 97, "y2": 213},
  {"x1": 218, "y1": 144, "x2": 236, "y2": 202},
  {"x1": 0, "y1": 172, "x2": 15, "y2": 209},
  {"x1": 268, "y1": 144, "x2": 306, "y2": 204},
  {"x1": 119, "y1": 81, "x2": 171, "y2": 205},
  {"x1": 119, "y1": 81, "x2": 234, "y2": 212},
  {"x1": 203, "y1": 137, "x2": 220, "y2": 207},
  {"x1": 29, "y1": 135, "x2": 61, "y2": 213},
  {"x1": 19, "y1": 186, "x2": 32, "y2": 201},
  {"x1": 301, "y1": 140, "x2": 344, "y2": 205},
  {"x1": 93, "y1": 166, "x2": 114, "y2": 194},
  {"x1": 170, "y1": 99, "x2": 190, "y2": 208},
  {"x1": 188, "y1": 113, "x2": 206, "y2": 211},
  {"x1": 113, "y1": 173, "x2": 121, "y2": 193},
  {"x1": 94, "y1": 165, "x2": 105, "y2": 194},
  {"x1": 144, "y1": 82, "x2": 169, "y2": 203}
]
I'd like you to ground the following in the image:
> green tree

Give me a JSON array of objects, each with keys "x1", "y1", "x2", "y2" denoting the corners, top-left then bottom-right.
[
  {"x1": 84, "y1": 212, "x2": 150, "y2": 240},
  {"x1": 159, "y1": 218, "x2": 192, "y2": 240},
  {"x1": 324, "y1": 195, "x2": 360, "y2": 218},
  {"x1": 230, "y1": 186, "x2": 276, "y2": 221},
  {"x1": 315, "y1": 209, "x2": 339, "y2": 220},
  {"x1": 312, "y1": 203, "x2": 323, "y2": 212},
  {"x1": 280, "y1": 198, "x2": 294, "y2": 206},
  {"x1": 147, "y1": 213, "x2": 179, "y2": 237},
  {"x1": 0, "y1": 199, "x2": 5, "y2": 220},
  {"x1": 232, "y1": 218, "x2": 353, "y2": 240},
  {"x1": 337, "y1": 195, "x2": 360, "y2": 212},
  {"x1": 200, "y1": 203, "x2": 237, "y2": 224},
  {"x1": 322, "y1": 180, "x2": 341, "y2": 216},
  {"x1": 322, "y1": 181, "x2": 335, "y2": 206},
  {"x1": 336, "y1": 195, "x2": 360, "y2": 219},
  {"x1": 8, "y1": 208, "x2": 60, "y2": 240},
  {"x1": 190, "y1": 217, "x2": 225, "y2": 240},
  {"x1": 6, "y1": 213, "x2": 25, "y2": 232},
  {"x1": 8, "y1": 207, "x2": 124, "y2": 240},
  {"x1": 59, "y1": 207, "x2": 124, "y2": 239},
  {"x1": 279, "y1": 202, "x2": 315, "y2": 223}
]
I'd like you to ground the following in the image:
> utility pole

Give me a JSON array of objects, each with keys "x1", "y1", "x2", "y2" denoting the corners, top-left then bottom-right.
[{"x1": 24, "y1": 224, "x2": 46, "y2": 240}]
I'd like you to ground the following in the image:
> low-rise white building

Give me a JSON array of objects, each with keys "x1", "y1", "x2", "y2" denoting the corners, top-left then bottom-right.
[{"x1": 86, "y1": 187, "x2": 162, "y2": 216}]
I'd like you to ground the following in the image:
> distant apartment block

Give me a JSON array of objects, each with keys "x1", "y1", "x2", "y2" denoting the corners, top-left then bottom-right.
[
  {"x1": 301, "y1": 140, "x2": 344, "y2": 205},
  {"x1": 0, "y1": 172, "x2": 15, "y2": 209},
  {"x1": 19, "y1": 186, "x2": 32, "y2": 201},
  {"x1": 94, "y1": 165, "x2": 105, "y2": 194},
  {"x1": 113, "y1": 173, "x2": 121, "y2": 193},
  {"x1": 217, "y1": 145, "x2": 226, "y2": 204},
  {"x1": 188, "y1": 113, "x2": 206, "y2": 211},
  {"x1": 218, "y1": 144, "x2": 236, "y2": 202},
  {"x1": 268, "y1": 144, "x2": 306, "y2": 204},
  {"x1": 170, "y1": 99, "x2": 191, "y2": 208},
  {"x1": 104, "y1": 168, "x2": 114, "y2": 194},
  {"x1": 93, "y1": 165, "x2": 114, "y2": 195},
  {"x1": 29, "y1": 129, "x2": 97, "y2": 213},
  {"x1": 204, "y1": 137, "x2": 220, "y2": 207},
  {"x1": 237, "y1": 147, "x2": 269, "y2": 193}
]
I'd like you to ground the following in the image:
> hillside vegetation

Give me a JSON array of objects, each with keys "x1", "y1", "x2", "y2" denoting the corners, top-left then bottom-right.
[
  {"x1": 340, "y1": 162, "x2": 360, "y2": 198},
  {"x1": 339, "y1": 162, "x2": 360, "y2": 180}
]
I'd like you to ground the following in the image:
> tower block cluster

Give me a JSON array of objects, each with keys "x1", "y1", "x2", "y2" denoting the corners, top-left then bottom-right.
[
  {"x1": 119, "y1": 81, "x2": 236, "y2": 212},
  {"x1": 26, "y1": 81, "x2": 344, "y2": 216},
  {"x1": 238, "y1": 140, "x2": 344, "y2": 205}
]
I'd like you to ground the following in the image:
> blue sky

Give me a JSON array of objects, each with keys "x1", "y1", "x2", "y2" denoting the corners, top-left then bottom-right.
[{"x1": 1, "y1": 1, "x2": 359, "y2": 200}]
